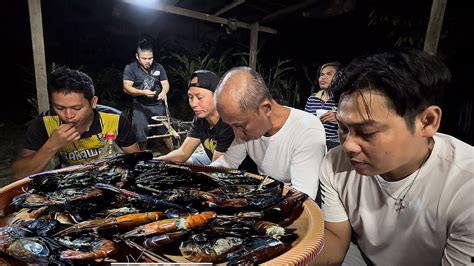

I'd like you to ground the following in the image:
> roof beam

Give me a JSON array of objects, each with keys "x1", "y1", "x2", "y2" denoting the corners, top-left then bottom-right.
[
  {"x1": 260, "y1": 0, "x2": 321, "y2": 24},
  {"x1": 214, "y1": 0, "x2": 245, "y2": 16},
  {"x1": 123, "y1": 0, "x2": 276, "y2": 34}
]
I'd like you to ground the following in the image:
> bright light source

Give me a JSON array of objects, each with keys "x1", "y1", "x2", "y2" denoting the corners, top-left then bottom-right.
[{"x1": 123, "y1": 0, "x2": 160, "y2": 9}]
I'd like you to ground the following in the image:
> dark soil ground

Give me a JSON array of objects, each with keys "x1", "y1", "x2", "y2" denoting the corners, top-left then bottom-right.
[{"x1": 0, "y1": 123, "x2": 25, "y2": 187}]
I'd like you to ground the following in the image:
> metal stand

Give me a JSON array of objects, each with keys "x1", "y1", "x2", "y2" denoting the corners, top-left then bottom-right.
[{"x1": 146, "y1": 99, "x2": 190, "y2": 145}]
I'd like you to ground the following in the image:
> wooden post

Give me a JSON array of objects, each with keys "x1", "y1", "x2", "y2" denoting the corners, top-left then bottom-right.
[
  {"x1": 28, "y1": 0, "x2": 49, "y2": 113},
  {"x1": 423, "y1": 0, "x2": 447, "y2": 55},
  {"x1": 250, "y1": 22, "x2": 259, "y2": 69}
]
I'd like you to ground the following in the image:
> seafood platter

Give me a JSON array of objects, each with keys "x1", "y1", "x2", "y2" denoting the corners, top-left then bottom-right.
[{"x1": 0, "y1": 152, "x2": 324, "y2": 265}]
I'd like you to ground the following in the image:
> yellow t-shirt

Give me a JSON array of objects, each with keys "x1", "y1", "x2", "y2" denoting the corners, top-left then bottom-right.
[{"x1": 43, "y1": 112, "x2": 119, "y2": 166}]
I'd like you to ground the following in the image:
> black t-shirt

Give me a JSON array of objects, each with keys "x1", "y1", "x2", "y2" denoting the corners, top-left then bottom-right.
[
  {"x1": 123, "y1": 61, "x2": 168, "y2": 106},
  {"x1": 187, "y1": 116, "x2": 234, "y2": 160},
  {"x1": 25, "y1": 105, "x2": 137, "y2": 151}
]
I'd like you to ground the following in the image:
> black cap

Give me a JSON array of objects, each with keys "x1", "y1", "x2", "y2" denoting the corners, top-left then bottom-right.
[{"x1": 189, "y1": 70, "x2": 220, "y2": 92}]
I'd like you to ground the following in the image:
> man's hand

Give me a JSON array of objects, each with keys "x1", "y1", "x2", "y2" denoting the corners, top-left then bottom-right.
[
  {"x1": 143, "y1": 89, "x2": 157, "y2": 98},
  {"x1": 47, "y1": 123, "x2": 81, "y2": 151},
  {"x1": 320, "y1": 111, "x2": 337, "y2": 123},
  {"x1": 12, "y1": 123, "x2": 81, "y2": 179},
  {"x1": 157, "y1": 91, "x2": 167, "y2": 101}
]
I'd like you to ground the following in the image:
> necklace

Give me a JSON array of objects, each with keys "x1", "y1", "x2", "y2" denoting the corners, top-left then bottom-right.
[{"x1": 382, "y1": 148, "x2": 431, "y2": 212}]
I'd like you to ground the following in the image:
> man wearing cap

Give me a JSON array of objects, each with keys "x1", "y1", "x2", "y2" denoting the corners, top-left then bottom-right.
[{"x1": 157, "y1": 70, "x2": 234, "y2": 165}]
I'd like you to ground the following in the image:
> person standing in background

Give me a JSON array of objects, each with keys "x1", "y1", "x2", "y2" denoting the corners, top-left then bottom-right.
[
  {"x1": 304, "y1": 62, "x2": 341, "y2": 150},
  {"x1": 123, "y1": 39, "x2": 173, "y2": 152}
]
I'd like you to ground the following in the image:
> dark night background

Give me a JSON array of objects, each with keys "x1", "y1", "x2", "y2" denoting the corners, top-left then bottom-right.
[{"x1": 3, "y1": 0, "x2": 474, "y2": 145}]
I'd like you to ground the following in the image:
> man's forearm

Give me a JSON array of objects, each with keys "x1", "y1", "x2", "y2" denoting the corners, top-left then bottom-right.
[
  {"x1": 11, "y1": 145, "x2": 57, "y2": 179},
  {"x1": 161, "y1": 86, "x2": 169, "y2": 95},
  {"x1": 161, "y1": 80, "x2": 170, "y2": 95},
  {"x1": 158, "y1": 149, "x2": 189, "y2": 163},
  {"x1": 311, "y1": 228, "x2": 350, "y2": 265},
  {"x1": 123, "y1": 85, "x2": 145, "y2": 96}
]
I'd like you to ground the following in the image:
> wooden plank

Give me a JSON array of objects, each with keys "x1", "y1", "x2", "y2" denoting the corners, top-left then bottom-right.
[
  {"x1": 214, "y1": 0, "x2": 246, "y2": 16},
  {"x1": 123, "y1": 0, "x2": 276, "y2": 34},
  {"x1": 423, "y1": 0, "x2": 447, "y2": 55},
  {"x1": 28, "y1": 0, "x2": 49, "y2": 113}
]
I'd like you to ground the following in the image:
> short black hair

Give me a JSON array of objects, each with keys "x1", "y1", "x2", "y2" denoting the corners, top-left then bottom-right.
[
  {"x1": 320, "y1": 61, "x2": 342, "y2": 72},
  {"x1": 136, "y1": 39, "x2": 153, "y2": 54},
  {"x1": 331, "y1": 48, "x2": 451, "y2": 130},
  {"x1": 48, "y1": 67, "x2": 95, "y2": 101}
]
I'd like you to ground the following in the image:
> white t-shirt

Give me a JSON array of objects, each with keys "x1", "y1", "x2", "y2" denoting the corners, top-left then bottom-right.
[
  {"x1": 320, "y1": 133, "x2": 474, "y2": 265},
  {"x1": 211, "y1": 108, "x2": 326, "y2": 199}
]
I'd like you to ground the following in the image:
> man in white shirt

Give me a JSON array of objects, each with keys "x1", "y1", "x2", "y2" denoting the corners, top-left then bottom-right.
[
  {"x1": 313, "y1": 49, "x2": 474, "y2": 265},
  {"x1": 211, "y1": 67, "x2": 326, "y2": 199}
]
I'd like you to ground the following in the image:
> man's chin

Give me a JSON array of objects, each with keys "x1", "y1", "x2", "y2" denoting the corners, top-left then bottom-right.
[
  {"x1": 352, "y1": 167, "x2": 378, "y2": 177},
  {"x1": 238, "y1": 135, "x2": 257, "y2": 142},
  {"x1": 194, "y1": 112, "x2": 207, "y2": 118}
]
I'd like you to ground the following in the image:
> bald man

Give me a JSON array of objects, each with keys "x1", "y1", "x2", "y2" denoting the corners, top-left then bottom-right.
[{"x1": 210, "y1": 67, "x2": 326, "y2": 199}]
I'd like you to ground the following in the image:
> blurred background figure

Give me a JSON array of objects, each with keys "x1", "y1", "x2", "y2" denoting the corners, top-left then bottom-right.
[
  {"x1": 123, "y1": 38, "x2": 173, "y2": 152},
  {"x1": 304, "y1": 61, "x2": 341, "y2": 150}
]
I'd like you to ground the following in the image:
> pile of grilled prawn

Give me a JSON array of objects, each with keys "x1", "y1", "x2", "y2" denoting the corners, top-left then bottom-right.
[{"x1": 1, "y1": 152, "x2": 308, "y2": 265}]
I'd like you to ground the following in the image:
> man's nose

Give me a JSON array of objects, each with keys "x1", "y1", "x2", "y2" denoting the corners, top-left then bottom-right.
[
  {"x1": 340, "y1": 133, "x2": 361, "y2": 154},
  {"x1": 64, "y1": 109, "x2": 75, "y2": 119},
  {"x1": 189, "y1": 98, "x2": 198, "y2": 107}
]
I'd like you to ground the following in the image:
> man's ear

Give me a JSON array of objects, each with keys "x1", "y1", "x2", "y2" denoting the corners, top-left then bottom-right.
[
  {"x1": 259, "y1": 99, "x2": 272, "y2": 117},
  {"x1": 418, "y1": 105, "x2": 442, "y2": 137},
  {"x1": 90, "y1": 96, "x2": 99, "y2": 109}
]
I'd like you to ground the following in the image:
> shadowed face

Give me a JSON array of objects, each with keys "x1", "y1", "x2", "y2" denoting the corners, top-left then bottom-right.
[
  {"x1": 51, "y1": 92, "x2": 97, "y2": 129},
  {"x1": 318, "y1": 66, "x2": 338, "y2": 90},
  {"x1": 337, "y1": 90, "x2": 428, "y2": 180},
  {"x1": 136, "y1": 50, "x2": 153, "y2": 70},
  {"x1": 218, "y1": 103, "x2": 271, "y2": 141},
  {"x1": 216, "y1": 70, "x2": 272, "y2": 141},
  {"x1": 188, "y1": 77, "x2": 216, "y2": 118}
]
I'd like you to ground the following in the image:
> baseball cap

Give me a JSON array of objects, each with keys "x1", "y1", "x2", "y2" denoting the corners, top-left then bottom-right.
[{"x1": 189, "y1": 70, "x2": 220, "y2": 92}]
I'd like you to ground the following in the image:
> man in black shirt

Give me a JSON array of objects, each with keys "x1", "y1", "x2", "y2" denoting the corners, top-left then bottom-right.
[
  {"x1": 158, "y1": 70, "x2": 234, "y2": 165},
  {"x1": 123, "y1": 39, "x2": 172, "y2": 151},
  {"x1": 12, "y1": 68, "x2": 139, "y2": 179}
]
